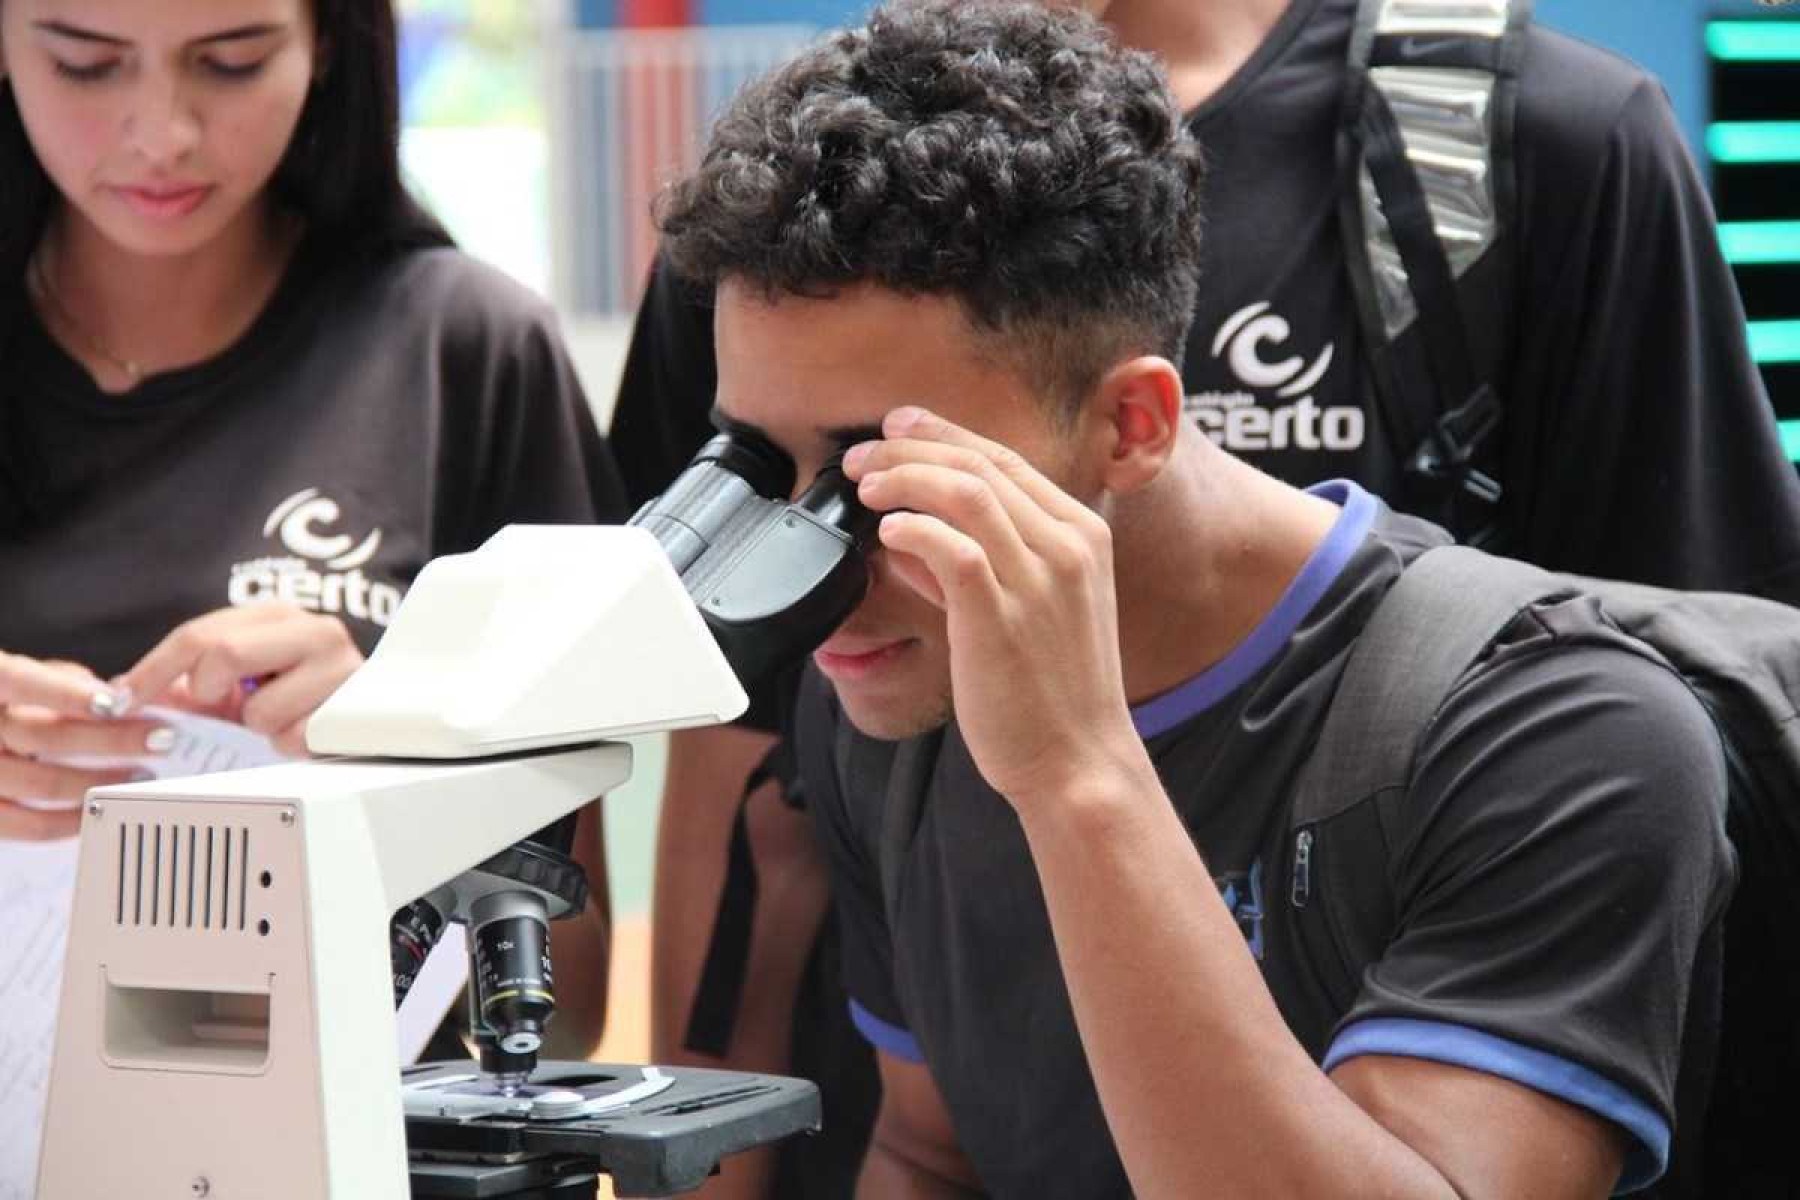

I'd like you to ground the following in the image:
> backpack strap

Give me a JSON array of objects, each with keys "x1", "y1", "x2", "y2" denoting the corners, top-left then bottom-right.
[
  {"x1": 682, "y1": 735, "x2": 802, "y2": 1056},
  {"x1": 1291, "y1": 545, "x2": 1568, "y2": 831},
  {"x1": 1339, "y1": 0, "x2": 1531, "y2": 544}
]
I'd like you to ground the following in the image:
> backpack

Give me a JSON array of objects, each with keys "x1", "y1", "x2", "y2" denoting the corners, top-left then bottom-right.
[
  {"x1": 1339, "y1": 0, "x2": 1533, "y2": 546},
  {"x1": 1291, "y1": 545, "x2": 1800, "y2": 1194}
]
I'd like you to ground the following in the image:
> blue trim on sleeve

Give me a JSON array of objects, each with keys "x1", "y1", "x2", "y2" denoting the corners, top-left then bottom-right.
[
  {"x1": 849, "y1": 999, "x2": 925, "y2": 1063},
  {"x1": 1323, "y1": 1018, "x2": 1669, "y2": 1194},
  {"x1": 1130, "y1": 480, "x2": 1378, "y2": 737}
]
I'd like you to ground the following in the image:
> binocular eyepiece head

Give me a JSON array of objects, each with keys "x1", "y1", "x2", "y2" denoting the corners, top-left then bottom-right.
[{"x1": 630, "y1": 427, "x2": 880, "y2": 689}]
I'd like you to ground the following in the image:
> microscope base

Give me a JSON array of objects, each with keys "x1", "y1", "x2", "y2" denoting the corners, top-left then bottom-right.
[{"x1": 403, "y1": 1060, "x2": 821, "y2": 1198}]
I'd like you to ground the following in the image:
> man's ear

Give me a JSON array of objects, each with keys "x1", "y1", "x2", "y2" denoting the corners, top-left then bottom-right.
[{"x1": 1085, "y1": 355, "x2": 1184, "y2": 495}]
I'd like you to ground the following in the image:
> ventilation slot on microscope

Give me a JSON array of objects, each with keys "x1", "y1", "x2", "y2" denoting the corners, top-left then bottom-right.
[{"x1": 117, "y1": 823, "x2": 252, "y2": 931}]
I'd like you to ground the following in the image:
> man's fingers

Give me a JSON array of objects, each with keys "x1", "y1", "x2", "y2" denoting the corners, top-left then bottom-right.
[
  {"x1": 0, "y1": 651, "x2": 117, "y2": 717},
  {"x1": 857, "y1": 463, "x2": 1036, "y2": 584},
  {"x1": 880, "y1": 406, "x2": 1094, "y2": 522},
  {"x1": 880, "y1": 549, "x2": 949, "y2": 611},
  {"x1": 0, "y1": 709, "x2": 171, "y2": 761},
  {"x1": 875, "y1": 510, "x2": 1004, "y2": 612},
  {"x1": 0, "y1": 800, "x2": 83, "y2": 841}
]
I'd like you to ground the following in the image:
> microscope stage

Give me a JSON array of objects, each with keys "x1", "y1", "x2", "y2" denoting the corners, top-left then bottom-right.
[{"x1": 402, "y1": 1061, "x2": 821, "y2": 1198}]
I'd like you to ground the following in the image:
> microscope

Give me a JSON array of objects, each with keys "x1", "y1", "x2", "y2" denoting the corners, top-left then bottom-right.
[{"x1": 36, "y1": 430, "x2": 877, "y2": 1198}]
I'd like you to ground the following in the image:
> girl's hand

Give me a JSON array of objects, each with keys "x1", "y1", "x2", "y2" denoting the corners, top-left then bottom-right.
[
  {"x1": 119, "y1": 604, "x2": 365, "y2": 757},
  {"x1": 0, "y1": 653, "x2": 159, "y2": 840}
]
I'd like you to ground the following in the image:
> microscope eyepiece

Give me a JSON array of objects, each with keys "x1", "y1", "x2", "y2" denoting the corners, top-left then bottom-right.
[
  {"x1": 795, "y1": 451, "x2": 881, "y2": 550},
  {"x1": 695, "y1": 428, "x2": 795, "y2": 498},
  {"x1": 628, "y1": 430, "x2": 797, "y2": 575},
  {"x1": 631, "y1": 430, "x2": 879, "y2": 689}
]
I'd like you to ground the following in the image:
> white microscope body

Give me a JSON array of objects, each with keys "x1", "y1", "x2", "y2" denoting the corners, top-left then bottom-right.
[{"x1": 35, "y1": 526, "x2": 748, "y2": 1199}]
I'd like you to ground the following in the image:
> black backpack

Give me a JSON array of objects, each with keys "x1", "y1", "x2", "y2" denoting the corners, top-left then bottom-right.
[{"x1": 1292, "y1": 545, "x2": 1800, "y2": 1194}]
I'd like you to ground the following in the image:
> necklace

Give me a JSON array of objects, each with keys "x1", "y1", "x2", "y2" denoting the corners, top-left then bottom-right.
[{"x1": 26, "y1": 252, "x2": 147, "y2": 384}]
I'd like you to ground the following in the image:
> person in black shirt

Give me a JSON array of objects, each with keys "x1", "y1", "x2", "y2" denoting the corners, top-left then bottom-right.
[
  {"x1": 649, "y1": 2, "x2": 1735, "y2": 1194},
  {"x1": 0, "y1": 0, "x2": 617, "y2": 1048}
]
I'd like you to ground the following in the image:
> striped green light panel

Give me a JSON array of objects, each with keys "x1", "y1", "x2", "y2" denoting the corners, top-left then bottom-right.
[
  {"x1": 1720, "y1": 221, "x2": 1800, "y2": 265},
  {"x1": 1782, "y1": 421, "x2": 1800, "y2": 465},
  {"x1": 1708, "y1": 122, "x2": 1800, "y2": 164},
  {"x1": 1749, "y1": 320, "x2": 1800, "y2": 365},
  {"x1": 1707, "y1": 21, "x2": 1800, "y2": 63}
]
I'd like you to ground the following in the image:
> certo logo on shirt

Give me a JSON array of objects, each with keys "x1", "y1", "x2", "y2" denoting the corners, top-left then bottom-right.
[
  {"x1": 1185, "y1": 301, "x2": 1365, "y2": 454},
  {"x1": 227, "y1": 488, "x2": 404, "y2": 626}
]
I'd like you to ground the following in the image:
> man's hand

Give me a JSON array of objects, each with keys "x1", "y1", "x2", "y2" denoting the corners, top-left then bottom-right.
[
  {"x1": 0, "y1": 653, "x2": 159, "y2": 840},
  {"x1": 842, "y1": 406, "x2": 1148, "y2": 806},
  {"x1": 119, "y1": 605, "x2": 365, "y2": 757}
]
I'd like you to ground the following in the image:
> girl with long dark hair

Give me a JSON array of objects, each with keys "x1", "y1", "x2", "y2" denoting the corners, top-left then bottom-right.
[
  {"x1": 0, "y1": 0, "x2": 623, "y2": 815},
  {"x1": 0, "y1": 11, "x2": 618, "y2": 1169}
]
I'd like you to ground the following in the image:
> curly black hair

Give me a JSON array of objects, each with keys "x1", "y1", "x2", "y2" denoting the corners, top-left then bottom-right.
[{"x1": 655, "y1": 0, "x2": 1205, "y2": 413}]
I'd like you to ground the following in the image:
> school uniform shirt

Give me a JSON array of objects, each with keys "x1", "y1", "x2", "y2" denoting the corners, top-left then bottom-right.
[
  {"x1": 608, "y1": 0, "x2": 1800, "y2": 609},
  {"x1": 0, "y1": 243, "x2": 625, "y2": 675},
  {"x1": 803, "y1": 483, "x2": 1736, "y2": 1198}
]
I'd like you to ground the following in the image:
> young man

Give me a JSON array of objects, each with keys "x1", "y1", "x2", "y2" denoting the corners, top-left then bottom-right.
[
  {"x1": 648, "y1": 3, "x2": 1735, "y2": 1195},
  {"x1": 614, "y1": 1, "x2": 1792, "y2": 1193}
]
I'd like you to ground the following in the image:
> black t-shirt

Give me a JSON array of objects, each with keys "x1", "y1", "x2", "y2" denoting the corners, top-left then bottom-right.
[
  {"x1": 0, "y1": 244, "x2": 625, "y2": 675},
  {"x1": 804, "y1": 484, "x2": 1735, "y2": 1198},
  {"x1": 609, "y1": 0, "x2": 1800, "y2": 607}
]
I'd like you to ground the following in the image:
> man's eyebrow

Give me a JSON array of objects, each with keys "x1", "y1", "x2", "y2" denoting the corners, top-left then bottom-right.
[
  {"x1": 707, "y1": 406, "x2": 883, "y2": 450},
  {"x1": 31, "y1": 20, "x2": 286, "y2": 47}
]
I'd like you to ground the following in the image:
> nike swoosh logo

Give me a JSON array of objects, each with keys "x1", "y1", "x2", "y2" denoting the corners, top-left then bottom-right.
[{"x1": 1396, "y1": 36, "x2": 1461, "y2": 60}]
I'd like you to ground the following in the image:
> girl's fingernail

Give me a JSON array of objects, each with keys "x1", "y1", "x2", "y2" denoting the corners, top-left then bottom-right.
[
  {"x1": 145, "y1": 727, "x2": 177, "y2": 755},
  {"x1": 89, "y1": 685, "x2": 133, "y2": 720}
]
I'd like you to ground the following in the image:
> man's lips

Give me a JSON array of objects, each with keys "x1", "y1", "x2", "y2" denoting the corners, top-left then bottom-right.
[{"x1": 814, "y1": 637, "x2": 912, "y2": 680}]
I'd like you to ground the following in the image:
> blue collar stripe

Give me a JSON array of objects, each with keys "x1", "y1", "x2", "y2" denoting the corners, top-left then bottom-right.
[
  {"x1": 849, "y1": 999, "x2": 925, "y2": 1064},
  {"x1": 1131, "y1": 480, "x2": 1376, "y2": 738}
]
